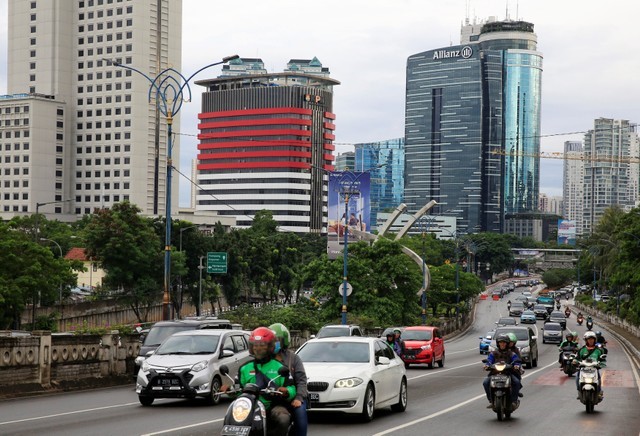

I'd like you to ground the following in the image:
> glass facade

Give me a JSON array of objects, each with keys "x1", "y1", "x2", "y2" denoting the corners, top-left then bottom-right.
[
  {"x1": 405, "y1": 19, "x2": 542, "y2": 233},
  {"x1": 354, "y1": 138, "x2": 404, "y2": 230}
]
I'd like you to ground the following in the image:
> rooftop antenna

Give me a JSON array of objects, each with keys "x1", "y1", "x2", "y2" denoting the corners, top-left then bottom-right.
[
  {"x1": 505, "y1": 0, "x2": 510, "y2": 20},
  {"x1": 516, "y1": 0, "x2": 519, "y2": 20},
  {"x1": 465, "y1": 0, "x2": 470, "y2": 25}
]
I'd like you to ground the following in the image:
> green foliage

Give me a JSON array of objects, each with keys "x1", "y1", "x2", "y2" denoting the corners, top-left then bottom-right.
[
  {"x1": 223, "y1": 301, "x2": 321, "y2": 332},
  {"x1": 542, "y1": 268, "x2": 575, "y2": 289}
]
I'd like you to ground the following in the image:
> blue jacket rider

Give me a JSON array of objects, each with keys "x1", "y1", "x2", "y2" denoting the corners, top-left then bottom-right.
[{"x1": 483, "y1": 334, "x2": 522, "y2": 409}]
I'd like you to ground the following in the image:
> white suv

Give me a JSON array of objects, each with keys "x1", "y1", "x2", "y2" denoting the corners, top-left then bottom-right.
[{"x1": 314, "y1": 324, "x2": 363, "y2": 338}]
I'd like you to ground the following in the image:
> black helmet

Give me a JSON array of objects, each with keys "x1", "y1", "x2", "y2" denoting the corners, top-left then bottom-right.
[{"x1": 496, "y1": 334, "x2": 510, "y2": 344}]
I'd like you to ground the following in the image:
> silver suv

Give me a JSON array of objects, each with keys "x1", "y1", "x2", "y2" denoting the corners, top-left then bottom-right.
[
  {"x1": 136, "y1": 329, "x2": 250, "y2": 406},
  {"x1": 314, "y1": 324, "x2": 363, "y2": 338}
]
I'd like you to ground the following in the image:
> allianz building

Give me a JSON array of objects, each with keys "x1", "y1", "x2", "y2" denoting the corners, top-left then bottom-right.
[{"x1": 405, "y1": 18, "x2": 543, "y2": 234}]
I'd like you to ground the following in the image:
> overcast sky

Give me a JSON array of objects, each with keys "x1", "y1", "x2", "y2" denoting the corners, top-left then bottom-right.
[{"x1": 1, "y1": 0, "x2": 639, "y2": 203}]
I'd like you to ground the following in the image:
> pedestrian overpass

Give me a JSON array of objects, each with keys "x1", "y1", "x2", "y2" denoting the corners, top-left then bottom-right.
[{"x1": 512, "y1": 248, "x2": 581, "y2": 271}]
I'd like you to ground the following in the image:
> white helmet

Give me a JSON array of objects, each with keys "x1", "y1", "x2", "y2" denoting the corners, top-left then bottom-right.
[{"x1": 583, "y1": 331, "x2": 597, "y2": 341}]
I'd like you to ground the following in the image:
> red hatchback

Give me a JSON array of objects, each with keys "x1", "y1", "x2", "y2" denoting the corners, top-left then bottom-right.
[{"x1": 400, "y1": 326, "x2": 445, "y2": 369}]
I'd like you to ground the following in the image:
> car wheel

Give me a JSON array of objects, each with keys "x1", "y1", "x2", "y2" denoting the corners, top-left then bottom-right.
[
  {"x1": 437, "y1": 353, "x2": 445, "y2": 368},
  {"x1": 206, "y1": 376, "x2": 222, "y2": 405},
  {"x1": 360, "y1": 384, "x2": 375, "y2": 422},
  {"x1": 390, "y1": 378, "x2": 407, "y2": 412},
  {"x1": 139, "y1": 395, "x2": 154, "y2": 406}
]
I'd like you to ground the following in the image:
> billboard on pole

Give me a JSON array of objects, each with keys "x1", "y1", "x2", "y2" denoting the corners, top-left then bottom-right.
[
  {"x1": 327, "y1": 171, "x2": 371, "y2": 259},
  {"x1": 557, "y1": 219, "x2": 576, "y2": 246}
]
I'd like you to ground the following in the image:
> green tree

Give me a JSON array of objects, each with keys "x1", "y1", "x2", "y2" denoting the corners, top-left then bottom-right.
[
  {"x1": 0, "y1": 225, "x2": 76, "y2": 329},
  {"x1": 83, "y1": 202, "x2": 163, "y2": 321}
]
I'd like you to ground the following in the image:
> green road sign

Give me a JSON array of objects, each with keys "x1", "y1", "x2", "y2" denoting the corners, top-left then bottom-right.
[{"x1": 207, "y1": 252, "x2": 227, "y2": 274}]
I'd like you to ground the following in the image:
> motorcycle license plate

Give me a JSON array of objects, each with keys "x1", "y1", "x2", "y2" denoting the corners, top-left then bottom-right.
[
  {"x1": 309, "y1": 392, "x2": 320, "y2": 401},
  {"x1": 493, "y1": 375, "x2": 509, "y2": 382},
  {"x1": 221, "y1": 425, "x2": 251, "y2": 436}
]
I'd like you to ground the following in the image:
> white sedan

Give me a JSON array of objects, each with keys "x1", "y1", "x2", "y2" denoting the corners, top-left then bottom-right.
[{"x1": 296, "y1": 336, "x2": 407, "y2": 422}]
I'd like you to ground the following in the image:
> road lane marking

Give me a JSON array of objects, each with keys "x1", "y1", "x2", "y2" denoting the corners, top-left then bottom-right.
[
  {"x1": 140, "y1": 419, "x2": 223, "y2": 436},
  {"x1": 446, "y1": 347, "x2": 478, "y2": 355},
  {"x1": 377, "y1": 360, "x2": 557, "y2": 435},
  {"x1": 0, "y1": 401, "x2": 141, "y2": 426},
  {"x1": 406, "y1": 361, "x2": 479, "y2": 381}
]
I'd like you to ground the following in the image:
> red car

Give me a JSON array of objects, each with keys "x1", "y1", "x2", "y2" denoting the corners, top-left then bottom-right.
[{"x1": 400, "y1": 326, "x2": 445, "y2": 369}]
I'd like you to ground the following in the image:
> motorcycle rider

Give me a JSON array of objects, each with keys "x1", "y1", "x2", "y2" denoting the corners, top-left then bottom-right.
[
  {"x1": 574, "y1": 331, "x2": 605, "y2": 400},
  {"x1": 577, "y1": 312, "x2": 584, "y2": 323},
  {"x1": 595, "y1": 330, "x2": 608, "y2": 354},
  {"x1": 393, "y1": 328, "x2": 405, "y2": 354},
  {"x1": 558, "y1": 331, "x2": 579, "y2": 368},
  {"x1": 269, "y1": 323, "x2": 308, "y2": 436},
  {"x1": 507, "y1": 299, "x2": 512, "y2": 311},
  {"x1": 385, "y1": 331, "x2": 402, "y2": 356},
  {"x1": 483, "y1": 333, "x2": 522, "y2": 410},
  {"x1": 221, "y1": 327, "x2": 296, "y2": 436}
]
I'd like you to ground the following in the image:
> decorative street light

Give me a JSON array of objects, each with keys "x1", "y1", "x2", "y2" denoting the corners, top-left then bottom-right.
[
  {"x1": 106, "y1": 54, "x2": 239, "y2": 320},
  {"x1": 34, "y1": 199, "x2": 72, "y2": 242}
]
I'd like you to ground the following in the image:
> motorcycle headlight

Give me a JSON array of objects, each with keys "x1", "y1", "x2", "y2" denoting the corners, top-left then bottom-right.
[
  {"x1": 584, "y1": 377, "x2": 594, "y2": 384},
  {"x1": 494, "y1": 363, "x2": 506, "y2": 372},
  {"x1": 231, "y1": 397, "x2": 252, "y2": 422},
  {"x1": 191, "y1": 360, "x2": 209, "y2": 372},
  {"x1": 335, "y1": 377, "x2": 363, "y2": 388}
]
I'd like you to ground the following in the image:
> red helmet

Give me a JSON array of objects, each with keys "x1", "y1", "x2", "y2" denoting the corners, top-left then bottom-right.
[{"x1": 249, "y1": 327, "x2": 276, "y2": 356}]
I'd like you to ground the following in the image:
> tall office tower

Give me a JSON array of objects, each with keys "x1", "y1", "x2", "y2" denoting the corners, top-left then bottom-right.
[
  {"x1": 562, "y1": 140, "x2": 584, "y2": 235},
  {"x1": 583, "y1": 118, "x2": 636, "y2": 234},
  {"x1": 5, "y1": 0, "x2": 182, "y2": 218},
  {"x1": 354, "y1": 138, "x2": 405, "y2": 231},
  {"x1": 334, "y1": 151, "x2": 355, "y2": 171},
  {"x1": 194, "y1": 58, "x2": 339, "y2": 233},
  {"x1": 405, "y1": 17, "x2": 542, "y2": 233},
  {"x1": 538, "y1": 193, "x2": 549, "y2": 212},
  {"x1": 629, "y1": 133, "x2": 640, "y2": 207}
]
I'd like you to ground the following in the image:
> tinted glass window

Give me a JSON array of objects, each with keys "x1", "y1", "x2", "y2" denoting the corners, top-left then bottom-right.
[
  {"x1": 297, "y1": 342, "x2": 370, "y2": 363},
  {"x1": 402, "y1": 330, "x2": 433, "y2": 341},
  {"x1": 143, "y1": 325, "x2": 194, "y2": 346}
]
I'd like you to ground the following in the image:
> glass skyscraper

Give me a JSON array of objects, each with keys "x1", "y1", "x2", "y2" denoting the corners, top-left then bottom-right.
[
  {"x1": 354, "y1": 139, "x2": 405, "y2": 230},
  {"x1": 405, "y1": 18, "x2": 542, "y2": 233}
]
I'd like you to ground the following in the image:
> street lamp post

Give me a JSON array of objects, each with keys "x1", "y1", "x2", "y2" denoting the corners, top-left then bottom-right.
[
  {"x1": 178, "y1": 225, "x2": 199, "y2": 317},
  {"x1": 107, "y1": 54, "x2": 239, "y2": 320},
  {"x1": 34, "y1": 199, "x2": 72, "y2": 242},
  {"x1": 38, "y1": 238, "x2": 64, "y2": 329}
]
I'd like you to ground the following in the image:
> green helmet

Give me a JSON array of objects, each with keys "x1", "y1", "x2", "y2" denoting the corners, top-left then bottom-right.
[
  {"x1": 507, "y1": 333, "x2": 518, "y2": 344},
  {"x1": 268, "y1": 323, "x2": 290, "y2": 349}
]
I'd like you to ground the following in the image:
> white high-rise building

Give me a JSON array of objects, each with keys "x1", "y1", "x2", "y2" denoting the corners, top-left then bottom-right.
[
  {"x1": 3, "y1": 0, "x2": 182, "y2": 219},
  {"x1": 562, "y1": 141, "x2": 584, "y2": 235},
  {"x1": 583, "y1": 118, "x2": 637, "y2": 234}
]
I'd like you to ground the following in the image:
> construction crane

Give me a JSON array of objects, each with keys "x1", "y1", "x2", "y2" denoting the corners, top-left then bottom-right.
[{"x1": 490, "y1": 149, "x2": 640, "y2": 164}]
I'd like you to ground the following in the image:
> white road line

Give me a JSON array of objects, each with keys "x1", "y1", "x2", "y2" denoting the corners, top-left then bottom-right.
[
  {"x1": 0, "y1": 401, "x2": 141, "y2": 426},
  {"x1": 140, "y1": 419, "x2": 223, "y2": 436},
  {"x1": 406, "y1": 361, "x2": 479, "y2": 381},
  {"x1": 377, "y1": 360, "x2": 557, "y2": 435},
  {"x1": 446, "y1": 347, "x2": 479, "y2": 355}
]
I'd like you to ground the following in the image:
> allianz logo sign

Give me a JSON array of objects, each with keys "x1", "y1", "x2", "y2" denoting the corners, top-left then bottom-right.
[{"x1": 433, "y1": 45, "x2": 473, "y2": 60}]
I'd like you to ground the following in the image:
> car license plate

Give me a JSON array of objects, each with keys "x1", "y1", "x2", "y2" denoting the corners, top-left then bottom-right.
[
  {"x1": 309, "y1": 392, "x2": 319, "y2": 401},
  {"x1": 221, "y1": 425, "x2": 251, "y2": 436}
]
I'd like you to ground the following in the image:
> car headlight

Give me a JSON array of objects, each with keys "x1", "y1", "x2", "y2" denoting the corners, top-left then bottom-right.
[
  {"x1": 420, "y1": 344, "x2": 432, "y2": 350},
  {"x1": 141, "y1": 360, "x2": 151, "y2": 372},
  {"x1": 191, "y1": 360, "x2": 209, "y2": 372},
  {"x1": 334, "y1": 377, "x2": 363, "y2": 388},
  {"x1": 231, "y1": 397, "x2": 253, "y2": 422},
  {"x1": 521, "y1": 346, "x2": 530, "y2": 354}
]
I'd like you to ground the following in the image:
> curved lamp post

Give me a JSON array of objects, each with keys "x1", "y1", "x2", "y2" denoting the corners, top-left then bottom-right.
[{"x1": 106, "y1": 55, "x2": 239, "y2": 320}]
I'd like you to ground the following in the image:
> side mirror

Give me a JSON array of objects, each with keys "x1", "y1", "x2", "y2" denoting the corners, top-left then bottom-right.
[
  {"x1": 278, "y1": 366, "x2": 291, "y2": 378},
  {"x1": 377, "y1": 356, "x2": 390, "y2": 365},
  {"x1": 220, "y1": 365, "x2": 230, "y2": 376},
  {"x1": 221, "y1": 349, "x2": 234, "y2": 358},
  {"x1": 531, "y1": 336, "x2": 537, "y2": 341}
]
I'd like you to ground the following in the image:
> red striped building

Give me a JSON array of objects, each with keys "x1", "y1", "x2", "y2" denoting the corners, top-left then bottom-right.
[{"x1": 194, "y1": 59, "x2": 340, "y2": 233}]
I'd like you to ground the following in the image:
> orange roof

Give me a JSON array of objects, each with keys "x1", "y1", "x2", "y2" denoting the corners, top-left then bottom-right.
[{"x1": 65, "y1": 247, "x2": 88, "y2": 261}]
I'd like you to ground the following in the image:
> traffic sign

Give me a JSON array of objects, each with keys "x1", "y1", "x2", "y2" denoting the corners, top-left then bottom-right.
[
  {"x1": 338, "y1": 282, "x2": 353, "y2": 296},
  {"x1": 207, "y1": 252, "x2": 227, "y2": 274}
]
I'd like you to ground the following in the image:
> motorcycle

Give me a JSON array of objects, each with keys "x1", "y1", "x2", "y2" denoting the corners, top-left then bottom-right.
[
  {"x1": 574, "y1": 355, "x2": 606, "y2": 413},
  {"x1": 586, "y1": 319, "x2": 593, "y2": 330},
  {"x1": 218, "y1": 364, "x2": 293, "y2": 436},
  {"x1": 564, "y1": 308, "x2": 571, "y2": 318},
  {"x1": 559, "y1": 346, "x2": 578, "y2": 376},
  {"x1": 577, "y1": 315, "x2": 584, "y2": 326},
  {"x1": 483, "y1": 360, "x2": 519, "y2": 421}
]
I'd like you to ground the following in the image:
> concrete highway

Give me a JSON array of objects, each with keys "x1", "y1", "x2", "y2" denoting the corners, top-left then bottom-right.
[{"x1": 1, "y1": 284, "x2": 639, "y2": 436}]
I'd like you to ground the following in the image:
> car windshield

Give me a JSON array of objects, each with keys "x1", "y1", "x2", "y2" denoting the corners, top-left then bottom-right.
[
  {"x1": 297, "y1": 342, "x2": 370, "y2": 363},
  {"x1": 498, "y1": 318, "x2": 516, "y2": 324},
  {"x1": 496, "y1": 329, "x2": 529, "y2": 341},
  {"x1": 144, "y1": 326, "x2": 195, "y2": 346},
  {"x1": 522, "y1": 311, "x2": 535, "y2": 316},
  {"x1": 544, "y1": 324, "x2": 562, "y2": 331},
  {"x1": 550, "y1": 312, "x2": 564, "y2": 318},
  {"x1": 316, "y1": 327, "x2": 350, "y2": 338},
  {"x1": 511, "y1": 302, "x2": 525, "y2": 307},
  {"x1": 401, "y1": 330, "x2": 433, "y2": 341},
  {"x1": 155, "y1": 335, "x2": 220, "y2": 355},
  {"x1": 534, "y1": 305, "x2": 546, "y2": 311}
]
